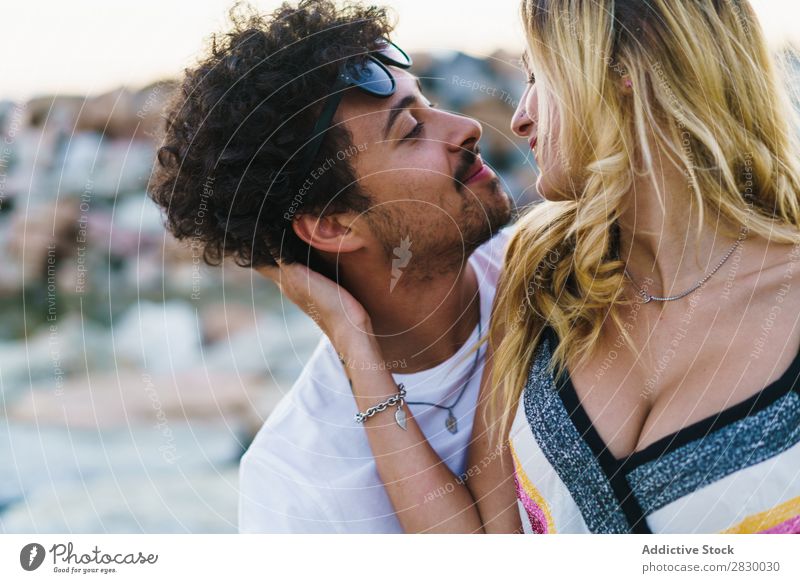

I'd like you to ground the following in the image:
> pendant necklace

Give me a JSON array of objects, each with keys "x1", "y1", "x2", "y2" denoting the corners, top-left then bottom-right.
[
  {"x1": 405, "y1": 316, "x2": 483, "y2": 434},
  {"x1": 624, "y1": 226, "x2": 748, "y2": 303}
]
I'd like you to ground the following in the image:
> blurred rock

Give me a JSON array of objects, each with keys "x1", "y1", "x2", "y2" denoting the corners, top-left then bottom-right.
[
  {"x1": 113, "y1": 300, "x2": 201, "y2": 373},
  {"x1": 200, "y1": 302, "x2": 260, "y2": 345},
  {"x1": 0, "y1": 199, "x2": 79, "y2": 293},
  {"x1": 0, "y1": 466, "x2": 239, "y2": 534},
  {"x1": 26, "y1": 83, "x2": 174, "y2": 142},
  {"x1": 0, "y1": 314, "x2": 114, "y2": 402},
  {"x1": 202, "y1": 308, "x2": 322, "y2": 381},
  {"x1": 7, "y1": 369, "x2": 280, "y2": 438},
  {"x1": 0, "y1": 421, "x2": 244, "y2": 512}
]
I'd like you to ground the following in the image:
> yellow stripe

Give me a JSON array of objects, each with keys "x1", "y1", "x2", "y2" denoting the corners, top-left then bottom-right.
[
  {"x1": 721, "y1": 495, "x2": 800, "y2": 533},
  {"x1": 509, "y1": 440, "x2": 557, "y2": 533}
]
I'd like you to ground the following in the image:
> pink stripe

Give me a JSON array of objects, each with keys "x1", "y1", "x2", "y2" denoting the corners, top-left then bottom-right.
[
  {"x1": 760, "y1": 514, "x2": 800, "y2": 534},
  {"x1": 514, "y1": 472, "x2": 549, "y2": 534}
]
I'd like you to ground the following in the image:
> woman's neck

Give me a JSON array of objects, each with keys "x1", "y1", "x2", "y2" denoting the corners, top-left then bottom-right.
[{"x1": 617, "y1": 156, "x2": 744, "y2": 297}]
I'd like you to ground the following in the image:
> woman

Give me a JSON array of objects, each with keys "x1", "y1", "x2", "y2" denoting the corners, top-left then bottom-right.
[
  {"x1": 262, "y1": 0, "x2": 800, "y2": 533},
  {"x1": 491, "y1": 0, "x2": 800, "y2": 534}
]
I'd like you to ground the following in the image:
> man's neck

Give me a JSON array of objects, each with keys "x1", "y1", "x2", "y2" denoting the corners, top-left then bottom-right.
[{"x1": 337, "y1": 258, "x2": 481, "y2": 374}]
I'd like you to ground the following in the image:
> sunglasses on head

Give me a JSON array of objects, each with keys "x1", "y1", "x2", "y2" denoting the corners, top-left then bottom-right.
[{"x1": 291, "y1": 39, "x2": 412, "y2": 199}]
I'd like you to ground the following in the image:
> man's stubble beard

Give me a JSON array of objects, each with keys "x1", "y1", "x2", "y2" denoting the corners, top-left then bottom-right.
[
  {"x1": 364, "y1": 178, "x2": 512, "y2": 281},
  {"x1": 458, "y1": 176, "x2": 512, "y2": 250}
]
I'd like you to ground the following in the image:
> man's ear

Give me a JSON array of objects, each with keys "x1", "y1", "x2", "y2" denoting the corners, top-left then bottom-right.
[{"x1": 292, "y1": 212, "x2": 366, "y2": 255}]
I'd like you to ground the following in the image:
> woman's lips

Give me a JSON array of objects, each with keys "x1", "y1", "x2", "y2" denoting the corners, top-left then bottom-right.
[{"x1": 529, "y1": 136, "x2": 538, "y2": 151}]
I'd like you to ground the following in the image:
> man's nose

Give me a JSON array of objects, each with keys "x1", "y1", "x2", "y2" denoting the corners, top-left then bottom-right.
[{"x1": 444, "y1": 111, "x2": 482, "y2": 155}]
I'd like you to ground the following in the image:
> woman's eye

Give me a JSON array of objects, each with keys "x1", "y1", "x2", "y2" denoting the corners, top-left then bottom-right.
[
  {"x1": 404, "y1": 121, "x2": 425, "y2": 140},
  {"x1": 527, "y1": 72, "x2": 536, "y2": 85}
]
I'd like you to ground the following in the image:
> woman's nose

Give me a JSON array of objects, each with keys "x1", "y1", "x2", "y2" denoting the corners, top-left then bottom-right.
[{"x1": 511, "y1": 102, "x2": 533, "y2": 137}]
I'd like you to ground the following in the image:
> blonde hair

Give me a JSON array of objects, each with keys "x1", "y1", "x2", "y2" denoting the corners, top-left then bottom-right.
[{"x1": 485, "y1": 0, "x2": 800, "y2": 442}]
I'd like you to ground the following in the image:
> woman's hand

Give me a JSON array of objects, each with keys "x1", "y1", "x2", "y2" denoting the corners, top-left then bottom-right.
[
  {"x1": 256, "y1": 259, "x2": 497, "y2": 533},
  {"x1": 255, "y1": 260, "x2": 374, "y2": 352}
]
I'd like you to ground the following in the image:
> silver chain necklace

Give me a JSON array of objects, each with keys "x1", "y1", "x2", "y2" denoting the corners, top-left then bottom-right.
[
  {"x1": 405, "y1": 317, "x2": 482, "y2": 434},
  {"x1": 624, "y1": 226, "x2": 748, "y2": 303}
]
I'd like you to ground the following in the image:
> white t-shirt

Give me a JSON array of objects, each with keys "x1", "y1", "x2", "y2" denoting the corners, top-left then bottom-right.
[{"x1": 238, "y1": 225, "x2": 515, "y2": 533}]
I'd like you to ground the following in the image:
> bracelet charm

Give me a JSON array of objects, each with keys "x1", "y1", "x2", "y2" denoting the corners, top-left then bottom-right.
[
  {"x1": 394, "y1": 401, "x2": 407, "y2": 430},
  {"x1": 354, "y1": 383, "x2": 408, "y2": 430}
]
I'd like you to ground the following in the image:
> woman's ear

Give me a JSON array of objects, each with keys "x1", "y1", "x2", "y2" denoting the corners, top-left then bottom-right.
[
  {"x1": 292, "y1": 212, "x2": 366, "y2": 255},
  {"x1": 621, "y1": 76, "x2": 633, "y2": 95}
]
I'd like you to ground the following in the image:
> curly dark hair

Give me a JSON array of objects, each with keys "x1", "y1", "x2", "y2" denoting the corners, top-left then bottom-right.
[{"x1": 149, "y1": 0, "x2": 394, "y2": 268}]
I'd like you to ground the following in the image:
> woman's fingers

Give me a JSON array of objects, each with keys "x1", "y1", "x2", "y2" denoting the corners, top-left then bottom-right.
[
  {"x1": 256, "y1": 260, "x2": 311, "y2": 288},
  {"x1": 255, "y1": 261, "x2": 323, "y2": 305},
  {"x1": 254, "y1": 264, "x2": 280, "y2": 282},
  {"x1": 254, "y1": 259, "x2": 371, "y2": 340}
]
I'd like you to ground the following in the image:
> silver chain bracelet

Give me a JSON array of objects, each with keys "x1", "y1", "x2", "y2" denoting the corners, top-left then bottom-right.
[{"x1": 354, "y1": 383, "x2": 408, "y2": 430}]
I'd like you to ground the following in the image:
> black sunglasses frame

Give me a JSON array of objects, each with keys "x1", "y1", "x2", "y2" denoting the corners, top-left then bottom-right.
[{"x1": 290, "y1": 40, "x2": 412, "y2": 206}]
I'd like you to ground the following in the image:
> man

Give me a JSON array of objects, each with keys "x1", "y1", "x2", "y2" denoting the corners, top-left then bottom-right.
[{"x1": 149, "y1": 0, "x2": 516, "y2": 533}]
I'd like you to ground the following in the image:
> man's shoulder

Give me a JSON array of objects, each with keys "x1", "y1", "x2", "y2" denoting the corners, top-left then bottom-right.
[
  {"x1": 238, "y1": 336, "x2": 355, "y2": 532},
  {"x1": 247, "y1": 335, "x2": 351, "y2": 459},
  {"x1": 238, "y1": 433, "x2": 339, "y2": 533}
]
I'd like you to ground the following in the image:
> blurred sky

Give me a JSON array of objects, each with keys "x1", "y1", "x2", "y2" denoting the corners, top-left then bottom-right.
[{"x1": 3, "y1": 0, "x2": 799, "y2": 101}]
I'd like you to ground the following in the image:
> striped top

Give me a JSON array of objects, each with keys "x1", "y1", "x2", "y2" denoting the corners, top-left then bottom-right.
[{"x1": 509, "y1": 326, "x2": 800, "y2": 533}]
